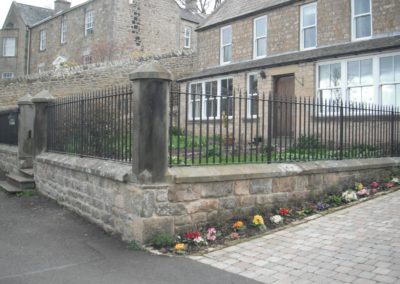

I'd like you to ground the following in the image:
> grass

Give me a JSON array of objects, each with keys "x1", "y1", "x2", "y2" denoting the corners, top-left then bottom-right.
[{"x1": 15, "y1": 190, "x2": 37, "y2": 197}]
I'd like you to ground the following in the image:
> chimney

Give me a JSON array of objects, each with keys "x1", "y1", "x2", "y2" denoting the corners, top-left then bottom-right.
[
  {"x1": 185, "y1": 0, "x2": 197, "y2": 12},
  {"x1": 54, "y1": 0, "x2": 71, "y2": 13}
]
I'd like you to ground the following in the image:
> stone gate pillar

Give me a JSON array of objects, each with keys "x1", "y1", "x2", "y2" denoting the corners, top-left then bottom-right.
[
  {"x1": 129, "y1": 62, "x2": 173, "y2": 183},
  {"x1": 17, "y1": 94, "x2": 34, "y2": 169}
]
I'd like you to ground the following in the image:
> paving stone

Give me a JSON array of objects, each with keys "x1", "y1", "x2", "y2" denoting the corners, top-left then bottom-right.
[{"x1": 192, "y1": 191, "x2": 400, "y2": 284}]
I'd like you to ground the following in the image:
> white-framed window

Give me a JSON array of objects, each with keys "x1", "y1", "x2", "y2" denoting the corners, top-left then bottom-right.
[
  {"x1": 189, "y1": 78, "x2": 233, "y2": 120},
  {"x1": 351, "y1": 0, "x2": 372, "y2": 41},
  {"x1": 61, "y1": 16, "x2": 67, "y2": 44},
  {"x1": 300, "y1": 3, "x2": 317, "y2": 50},
  {"x1": 2, "y1": 72, "x2": 14, "y2": 80},
  {"x1": 39, "y1": 30, "x2": 46, "y2": 51},
  {"x1": 85, "y1": 10, "x2": 94, "y2": 36},
  {"x1": 220, "y1": 25, "x2": 232, "y2": 65},
  {"x1": 380, "y1": 55, "x2": 400, "y2": 107},
  {"x1": 253, "y1": 16, "x2": 267, "y2": 59},
  {"x1": 184, "y1": 27, "x2": 191, "y2": 48},
  {"x1": 317, "y1": 51, "x2": 400, "y2": 107},
  {"x1": 247, "y1": 73, "x2": 259, "y2": 118},
  {"x1": 2, "y1": 37, "x2": 16, "y2": 57}
]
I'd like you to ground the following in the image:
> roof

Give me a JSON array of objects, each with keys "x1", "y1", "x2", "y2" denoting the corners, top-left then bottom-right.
[
  {"x1": 178, "y1": 35, "x2": 400, "y2": 82},
  {"x1": 198, "y1": 0, "x2": 293, "y2": 30},
  {"x1": 15, "y1": 2, "x2": 53, "y2": 26},
  {"x1": 180, "y1": 8, "x2": 204, "y2": 24}
]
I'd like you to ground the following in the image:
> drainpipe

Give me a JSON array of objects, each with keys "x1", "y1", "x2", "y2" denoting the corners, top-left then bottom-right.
[{"x1": 26, "y1": 26, "x2": 31, "y2": 75}]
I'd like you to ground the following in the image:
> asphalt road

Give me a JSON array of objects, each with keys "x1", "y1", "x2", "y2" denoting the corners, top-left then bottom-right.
[{"x1": 0, "y1": 190, "x2": 259, "y2": 284}]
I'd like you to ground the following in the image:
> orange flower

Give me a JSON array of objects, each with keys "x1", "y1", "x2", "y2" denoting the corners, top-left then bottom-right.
[
  {"x1": 175, "y1": 243, "x2": 186, "y2": 251},
  {"x1": 233, "y1": 220, "x2": 244, "y2": 229}
]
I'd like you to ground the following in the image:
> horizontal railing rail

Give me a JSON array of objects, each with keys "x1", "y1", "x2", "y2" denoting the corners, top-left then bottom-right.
[
  {"x1": 47, "y1": 85, "x2": 134, "y2": 163},
  {"x1": 169, "y1": 90, "x2": 400, "y2": 167},
  {"x1": 0, "y1": 108, "x2": 19, "y2": 146}
]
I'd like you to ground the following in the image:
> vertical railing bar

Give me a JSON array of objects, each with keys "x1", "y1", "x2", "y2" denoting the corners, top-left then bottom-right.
[
  {"x1": 261, "y1": 92, "x2": 265, "y2": 162},
  {"x1": 199, "y1": 92, "x2": 203, "y2": 166}
]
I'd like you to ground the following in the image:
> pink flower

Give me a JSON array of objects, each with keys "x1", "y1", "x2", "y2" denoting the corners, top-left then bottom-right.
[
  {"x1": 384, "y1": 182, "x2": 395, "y2": 188},
  {"x1": 370, "y1": 182, "x2": 379, "y2": 188},
  {"x1": 206, "y1": 227, "x2": 217, "y2": 241},
  {"x1": 371, "y1": 188, "x2": 378, "y2": 195},
  {"x1": 357, "y1": 188, "x2": 369, "y2": 197}
]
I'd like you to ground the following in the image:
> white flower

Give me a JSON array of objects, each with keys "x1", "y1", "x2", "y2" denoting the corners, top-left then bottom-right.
[
  {"x1": 194, "y1": 236, "x2": 205, "y2": 244},
  {"x1": 270, "y1": 215, "x2": 283, "y2": 224},
  {"x1": 342, "y1": 190, "x2": 358, "y2": 202},
  {"x1": 391, "y1": 177, "x2": 399, "y2": 184}
]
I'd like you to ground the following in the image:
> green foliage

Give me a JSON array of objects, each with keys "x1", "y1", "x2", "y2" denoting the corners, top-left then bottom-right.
[
  {"x1": 16, "y1": 190, "x2": 37, "y2": 198},
  {"x1": 326, "y1": 195, "x2": 343, "y2": 206},
  {"x1": 297, "y1": 135, "x2": 321, "y2": 149},
  {"x1": 127, "y1": 240, "x2": 143, "y2": 251},
  {"x1": 150, "y1": 234, "x2": 175, "y2": 249}
]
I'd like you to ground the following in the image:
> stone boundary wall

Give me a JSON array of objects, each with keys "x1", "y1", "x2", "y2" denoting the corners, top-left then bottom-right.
[
  {"x1": 0, "y1": 50, "x2": 196, "y2": 110},
  {"x1": 0, "y1": 144, "x2": 18, "y2": 175},
  {"x1": 34, "y1": 153, "x2": 400, "y2": 243}
]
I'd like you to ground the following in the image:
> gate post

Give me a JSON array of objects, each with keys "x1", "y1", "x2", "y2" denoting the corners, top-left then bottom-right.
[
  {"x1": 31, "y1": 90, "x2": 55, "y2": 157},
  {"x1": 129, "y1": 62, "x2": 173, "y2": 183},
  {"x1": 17, "y1": 94, "x2": 34, "y2": 169}
]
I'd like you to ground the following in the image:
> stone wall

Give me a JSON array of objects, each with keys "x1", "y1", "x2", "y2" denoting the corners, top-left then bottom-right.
[
  {"x1": 0, "y1": 50, "x2": 196, "y2": 109},
  {"x1": 33, "y1": 152, "x2": 400, "y2": 243},
  {"x1": 0, "y1": 144, "x2": 18, "y2": 175}
]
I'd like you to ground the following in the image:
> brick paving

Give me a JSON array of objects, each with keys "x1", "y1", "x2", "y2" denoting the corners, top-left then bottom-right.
[{"x1": 191, "y1": 191, "x2": 400, "y2": 283}]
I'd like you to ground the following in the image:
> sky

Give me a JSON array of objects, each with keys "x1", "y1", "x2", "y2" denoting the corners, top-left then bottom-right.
[{"x1": 0, "y1": 0, "x2": 87, "y2": 27}]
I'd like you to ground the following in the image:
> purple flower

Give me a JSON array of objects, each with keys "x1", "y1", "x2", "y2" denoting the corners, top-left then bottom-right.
[{"x1": 316, "y1": 202, "x2": 329, "y2": 211}]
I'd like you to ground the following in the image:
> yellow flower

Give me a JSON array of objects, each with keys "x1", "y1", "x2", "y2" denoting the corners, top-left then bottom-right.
[
  {"x1": 175, "y1": 243, "x2": 185, "y2": 251},
  {"x1": 253, "y1": 215, "x2": 264, "y2": 226},
  {"x1": 233, "y1": 221, "x2": 244, "y2": 229},
  {"x1": 355, "y1": 183, "x2": 364, "y2": 191}
]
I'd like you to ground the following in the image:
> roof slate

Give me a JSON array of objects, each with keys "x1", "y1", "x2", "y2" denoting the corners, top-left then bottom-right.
[
  {"x1": 15, "y1": 2, "x2": 53, "y2": 26},
  {"x1": 180, "y1": 8, "x2": 204, "y2": 24},
  {"x1": 178, "y1": 35, "x2": 400, "y2": 81},
  {"x1": 198, "y1": 0, "x2": 292, "y2": 30}
]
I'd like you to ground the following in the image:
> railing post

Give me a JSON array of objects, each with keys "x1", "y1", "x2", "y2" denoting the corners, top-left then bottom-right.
[
  {"x1": 31, "y1": 90, "x2": 56, "y2": 157},
  {"x1": 267, "y1": 92, "x2": 272, "y2": 164},
  {"x1": 339, "y1": 100, "x2": 344, "y2": 160},
  {"x1": 129, "y1": 62, "x2": 173, "y2": 183},
  {"x1": 17, "y1": 94, "x2": 34, "y2": 169},
  {"x1": 391, "y1": 106, "x2": 395, "y2": 156}
]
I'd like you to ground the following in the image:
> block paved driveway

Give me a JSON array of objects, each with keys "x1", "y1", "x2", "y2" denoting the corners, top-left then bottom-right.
[{"x1": 191, "y1": 191, "x2": 400, "y2": 284}]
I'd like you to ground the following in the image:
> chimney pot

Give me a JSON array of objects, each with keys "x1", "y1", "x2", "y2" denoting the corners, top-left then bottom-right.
[{"x1": 54, "y1": 0, "x2": 71, "y2": 13}]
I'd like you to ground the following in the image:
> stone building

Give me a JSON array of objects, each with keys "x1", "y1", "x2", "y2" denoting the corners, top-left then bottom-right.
[
  {"x1": 179, "y1": 0, "x2": 400, "y2": 128},
  {"x1": 0, "y1": 0, "x2": 202, "y2": 78}
]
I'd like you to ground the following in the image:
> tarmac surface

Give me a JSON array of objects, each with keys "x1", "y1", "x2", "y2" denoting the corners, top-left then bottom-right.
[{"x1": 0, "y1": 190, "x2": 259, "y2": 284}]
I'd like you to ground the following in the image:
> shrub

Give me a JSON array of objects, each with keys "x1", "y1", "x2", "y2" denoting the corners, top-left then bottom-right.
[
  {"x1": 151, "y1": 234, "x2": 175, "y2": 249},
  {"x1": 326, "y1": 195, "x2": 343, "y2": 206}
]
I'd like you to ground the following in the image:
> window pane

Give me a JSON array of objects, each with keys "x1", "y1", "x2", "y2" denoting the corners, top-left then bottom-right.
[
  {"x1": 222, "y1": 27, "x2": 231, "y2": 45},
  {"x1": 331, "y1": 63, "x2": 341, "y2": 87},
  {"x1": 361, "y1": 86, "x2": 374, "y2": 104},
  {"x1": 249, "y1": 75, "x2": 258, "y2": 94},
  {"x1": 332, "y1": 89, "x2": 342, "y2": 102},
  {"x1": 304, "y1": 27, "x2": 316, "y2": 48},
  {"x1": 382, "y1": 85, "x2": 395, "y2": 106},
  {"x1": 255, "y1": 18, "x2": 266, "y2": 38},
  {"x1": 302, "y1": 5, "x2": 316, "y2": 26},
  {"x1": 395, "y1": 56, "x2": 400, "y2": 82},
  {"x1": 360, "y1": 59, "x2": 373, "y2": 85},
  {"x1": 348, "y1": 61, "x2": 359, "y2": 86},
  {"x1": 397, "y1": 85, "x2": 400, "y2": 108},
  {"x1": 251, "y1": 94, "x2": 259, "y2": 116},
  {"x1": 354, "y1": 0, "x2": 370, "y2": 15},
  {"x1": 356, "y1": 15, "x2": 371, "y2": 38},
  {"x1": 319, "y1": 65, "x2": 330, "y2": 88},
  {"x1": 349, "y1": 87, "x2": 362, "y2": 103},
  {"x1": 320, "y1": 90, "x2": 332, "y2": 102},
  {"x1": 223, "y1": 45, "x2": 231, "y2": 62},
  {"x1": 380, "y1": 57, "x2": 393, "y2": 83},
  {"x1": 256, "y1": 38, "x2": 266, "y2": 57}
]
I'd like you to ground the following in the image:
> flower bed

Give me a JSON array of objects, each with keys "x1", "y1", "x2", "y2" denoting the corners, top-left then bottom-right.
[{"x1": 147, "y1": 177, "x2": 400, "y2": 255}]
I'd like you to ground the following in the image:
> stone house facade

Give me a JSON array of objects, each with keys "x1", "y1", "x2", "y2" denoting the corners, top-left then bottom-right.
[
  {"x1": 178, "y1": 0, "x2": 400, "y2": 142},
  {"x1": 0, "y1": 0, "x2": 202, "y2": 78}
]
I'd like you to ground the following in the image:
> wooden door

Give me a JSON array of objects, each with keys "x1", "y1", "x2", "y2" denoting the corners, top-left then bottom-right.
[{"x1": 273, "y1": 75, "x2": 295, "y2": 138}]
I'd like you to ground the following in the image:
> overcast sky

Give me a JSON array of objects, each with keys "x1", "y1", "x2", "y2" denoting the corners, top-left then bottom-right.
[{"x1": 0, "y1": 0, "x2": 87, "y2": 27}]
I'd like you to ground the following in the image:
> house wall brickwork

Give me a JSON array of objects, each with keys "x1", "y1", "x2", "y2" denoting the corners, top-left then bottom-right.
[{"x1": 196, "y1": 0, "x2": 400, "y2": 71}]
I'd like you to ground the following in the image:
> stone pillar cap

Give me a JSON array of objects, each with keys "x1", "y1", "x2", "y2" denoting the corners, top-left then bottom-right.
[
  {"x1": 32, "y1": 90, "x2": 56, "y2": 103},
  {"x1": 17, "y1": 94, "x2": 33, "y2": 105},
  {"x1": 129, "y1": 61, "x2": 173, "y2": 81}
]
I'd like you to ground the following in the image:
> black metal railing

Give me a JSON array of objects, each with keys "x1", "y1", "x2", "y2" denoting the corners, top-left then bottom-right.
[
  {"x1": 47, "y1": 85, "x2": 133, "y2": 163},
  {"x1": 169, "y1": 91, "x2": 400, "y2": 166},
  {"x1": 0, "y1": 108, "x2": 19, "y2": 146}
]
